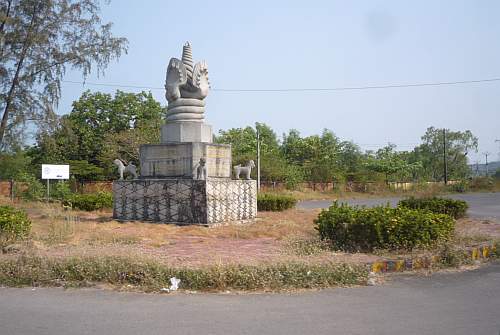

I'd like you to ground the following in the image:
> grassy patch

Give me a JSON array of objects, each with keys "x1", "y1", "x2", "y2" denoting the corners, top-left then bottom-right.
[
  {"x1": 282, "y1": 237, "x2": 330, "y2": 256},
  {"x1": 85, "y1": 233, "x2": 142, "y2": 246},
  {"x1": 0, "y1": 255, "x2": 368, "y2": 292},
  {"x1": 0, "y1": 256, "x2": 368, "y2": 291}
]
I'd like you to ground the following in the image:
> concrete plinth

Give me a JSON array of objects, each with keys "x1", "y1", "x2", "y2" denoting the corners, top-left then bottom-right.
[
  {"x1": 161, "y1": 122, "x2": 213, "y2": 143},
  {"x1": 139, "y1": 142, "x2": 231, "y2": 178},
  {"x1": 113, "y1": 179, "x2": 257, "y2": 225}
]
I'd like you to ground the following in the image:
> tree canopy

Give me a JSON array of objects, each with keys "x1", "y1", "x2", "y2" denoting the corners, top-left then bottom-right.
[
  {"x1": 30, "y1": 90, "x2": 164, "y2": 180},
  {"x1": 0, "y1": 0, "x2": 128, "y2": 149}
]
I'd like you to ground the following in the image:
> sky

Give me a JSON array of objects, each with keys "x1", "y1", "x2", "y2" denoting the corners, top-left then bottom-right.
[{"x1": 58, "y1": 0, "x2": 500, "y2": 163}]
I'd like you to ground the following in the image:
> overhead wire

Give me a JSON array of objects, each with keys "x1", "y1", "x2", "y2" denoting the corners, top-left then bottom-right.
[{"x1": 61, "y1": 77, "x2": 500, "y2": 92}]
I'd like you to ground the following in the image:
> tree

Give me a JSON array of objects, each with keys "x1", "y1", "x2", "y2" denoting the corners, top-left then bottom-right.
[
  {"x1": 415, "y1": 127, "x2": 478, "y2": 181},
  {"x1": 216, "y1": 126, "x2": 257, "y2": 164},
  {"x1": 216, "y1": 122, "x2": 297, "y2": 183},
  {"x1": 282, "y1": 129, "x2": 343, "y2": 183},
  {"x1": 0, "y1": 149, "x2": 31, "y2": 179},
  {"x1": 0, "y1": 0, "x2": 127, "y2": 149},
  {"x1": 365, "y1": 144, "x2": 422, "y2": 183},
  {"x1": 31, "y1": 90, "x2": 164, "y2": 180}
]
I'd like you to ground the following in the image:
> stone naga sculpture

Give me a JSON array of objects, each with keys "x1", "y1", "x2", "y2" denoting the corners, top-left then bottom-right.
[
  {"x1": 233, "y1": 160, "x2": 255, "y2": 180},
  {"x1": 165, "y1": 42, "x2": 209, "y2": 122},
  {"x1": 113, "y1": 159, "x2": 138, "y2": 180}
]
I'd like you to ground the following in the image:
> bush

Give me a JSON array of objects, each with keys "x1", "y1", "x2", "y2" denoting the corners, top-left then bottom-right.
[
  {"x1": 315, "y1": 202, "x2": 455, "y2": 252},
  {"x1": 0, "y1": 206, "x2": 31, "y2": 241},
  {"x1": 398, "y1": 196, "x2": 468, "y2": 219},
  {"x1": 257, "y1": 193, "x2": 297, "y2": 211},
  {"x1": 51, "y1": 181, "x2": 73, "y2": 201},
  {"x1": 14, "y1": 172, "x2": 45, "y2": 201},
  {"x1": 447, "y1": 180, "x2": 468, "y2": 193},
  {"x1": 64, "y1": 192, "x2": 113, "y2": 211}
]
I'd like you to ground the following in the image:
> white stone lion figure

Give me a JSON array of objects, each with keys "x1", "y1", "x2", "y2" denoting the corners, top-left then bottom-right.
[
  {"x1": 113, "y1": 159, "x2": 138, "y2": 180},
  {"x1": 196, "y1": 157, "x2": 207, "y2": 180},
  {"x1": 233, "y1": 160, "x2": 255, "y2": 180}
]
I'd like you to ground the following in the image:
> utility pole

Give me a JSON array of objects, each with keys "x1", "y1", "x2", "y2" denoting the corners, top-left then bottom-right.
[
  {"x1": 256, "y1": 125, "x2": 261, "y2": 192},
  {"x1": 443, "y1": 129, "x2": 448, "y2": 185},
  {"x1": 483, "y1": 152, "x2": 490, "y2": 176}
]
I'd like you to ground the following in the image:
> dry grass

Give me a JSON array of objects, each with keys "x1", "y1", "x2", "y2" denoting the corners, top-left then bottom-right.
[
  {"x1": 275, "y1": 185, "x2": 449, "y2": 201},
  {"x1": 1, "y1": 197, "x2": 498, "y2": 269}
]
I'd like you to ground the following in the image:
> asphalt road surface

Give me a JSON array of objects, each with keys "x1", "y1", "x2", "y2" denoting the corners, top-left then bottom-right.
[
  {"x1": 298, "y1": 192, "x2": 500, "y2": 220},
  {"x1": 0, "y1": 262, "x2": 499, "y2": 335}
]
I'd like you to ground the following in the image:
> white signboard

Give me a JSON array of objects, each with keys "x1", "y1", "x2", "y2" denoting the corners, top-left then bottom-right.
[{"x1": 42, "y1": 164, "x2": 70, "y2": 180}]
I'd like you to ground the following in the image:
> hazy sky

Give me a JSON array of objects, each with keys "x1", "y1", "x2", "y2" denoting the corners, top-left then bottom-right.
[{"x1": 58, "y1": 0, "x2": 500, "y2": 163}]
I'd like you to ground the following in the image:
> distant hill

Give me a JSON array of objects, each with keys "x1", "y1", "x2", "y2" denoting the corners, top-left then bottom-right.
[{"x1": 469, "y1": 160, "x2": 500, "y2": 176}]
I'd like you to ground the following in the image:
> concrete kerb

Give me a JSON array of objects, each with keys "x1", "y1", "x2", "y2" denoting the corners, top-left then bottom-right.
[{"x1": 368, "y1": 243, "x2": 498, "y2": 274}]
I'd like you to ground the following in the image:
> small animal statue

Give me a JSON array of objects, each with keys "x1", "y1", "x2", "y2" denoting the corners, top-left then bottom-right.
[
  {"x1": 113, "y1": 159, "x2": 138, "y2": 180},
  {"x1": 196, "y1": 157, "x2": 207, "y2": 180},
  {"x1": 233, "y1": 160, "x2": 255, "y2": 180}
]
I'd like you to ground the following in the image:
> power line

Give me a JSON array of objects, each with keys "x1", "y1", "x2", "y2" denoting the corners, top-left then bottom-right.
[{"x1": 61, "y1": 77, "x2": 500, "y2": 93}]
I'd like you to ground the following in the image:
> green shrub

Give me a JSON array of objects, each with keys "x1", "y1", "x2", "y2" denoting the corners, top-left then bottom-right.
[
  {"x1": 64, "y1": 192, "x2": 113, "y2": 211},
  {"x1": 51, "y1": 181, "x2": 73, "y2": 201},
  {"x1": 398, "y1": 196, "x2": 468, "y2": 219},
  {"x1": 447, "y1": 180, "x2": 468, "y2": 193},
  {"x1": 315, "y1": 202, "x2": 455, "y2": 252},
  {"x1": 0, "y1": 206, "x2": 31, "y2": 241},
  {"x1": 14, "y1": 172, "x2": 45, "y2": 201},
  {"x1": 257, "y1": 193, "x2": 297, "y2": 211}
]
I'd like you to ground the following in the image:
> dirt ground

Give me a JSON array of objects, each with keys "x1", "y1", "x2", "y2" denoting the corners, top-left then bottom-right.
[{"x1": 1, "y1": 198, "x2": 499, "y2": 267}]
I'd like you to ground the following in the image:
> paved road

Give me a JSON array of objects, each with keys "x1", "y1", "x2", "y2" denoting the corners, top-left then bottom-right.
[
  {"x1": 298, "y1": 192, "x2": 500, "y2": 220},
  {"x1": 0, "y1": 262, "x2": 499, "y2": 335}
]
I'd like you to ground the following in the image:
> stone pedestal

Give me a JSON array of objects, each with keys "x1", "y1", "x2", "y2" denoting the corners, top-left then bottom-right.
[
  {"x1": 113, "y1": 179, "x2": 257, "y2": 225},
  {"x1": 139, "y1": 143, "x2": 231, "y2": 178},
  {"x1": 161, "y1": 122, "x2": 213, "y2": 143}
]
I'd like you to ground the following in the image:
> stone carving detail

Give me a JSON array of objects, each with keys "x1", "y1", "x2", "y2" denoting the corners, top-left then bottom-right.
[
  {"x1": 113, "y1": 159, "x2": 138, "y2": 180},
  {"x1": 165, "y1": 42, "x2": 209, "y2": 122},
  {"x1": 233, "y1": 160, "x2": 255, "y2": 180},
  {"x1": 113, "y1": 179, "x2": 256, "y2": 224},
  {"x1": 196, "y1": 157, "x2": 207, "y2": 180}
]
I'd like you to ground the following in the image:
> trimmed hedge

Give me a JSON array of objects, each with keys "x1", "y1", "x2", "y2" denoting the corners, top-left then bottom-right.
[
  {"x1": 0, "y1": 206, "x2": 31, "y2": 241},
  {"x1": 398, "y1": 196, "x2": 468, "y2": 219},
  {"x1": 257, "y1": 193, "x2": 297, "y2": 211},
  {"x1": 315, "y1": 202, "x2": 455, "y2": 251},
  {"x1": 64, "y1": 192, "x2": 113, "y2": 211}
]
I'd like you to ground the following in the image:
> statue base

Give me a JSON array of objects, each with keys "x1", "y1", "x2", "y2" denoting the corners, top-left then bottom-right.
[
  {"x1": 113, "y1": 179, "x2": 257, "y2": 225},
  {"x1": 161, "y1": 122, "x2": 213, "y2": 143},
  {"x1": 139, "y1": 142, "x2": 231, "y2": 178}
]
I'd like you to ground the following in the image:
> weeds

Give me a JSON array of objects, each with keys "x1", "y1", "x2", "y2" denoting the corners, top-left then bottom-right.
[
  {"x1": 85, "y1": 233, "x2": 141, "y2": 246},
  {"x1": 283, "y1": 237, "x2": 330, "y2": 256},
  {"x1": 0, "y1": 255, "x2": 369, "y2": 291},
  {"x1": 44, "y1": 213, "x2": 79, "y2": 245}
]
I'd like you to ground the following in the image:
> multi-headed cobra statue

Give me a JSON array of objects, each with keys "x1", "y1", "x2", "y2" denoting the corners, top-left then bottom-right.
[{"x1": 165, "y1": 42, "x2": 210, "y2": 122}]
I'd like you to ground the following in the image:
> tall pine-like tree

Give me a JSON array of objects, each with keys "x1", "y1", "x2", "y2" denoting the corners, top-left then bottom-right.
[{"x1": 0, "y1": 0, "x2": 127, "y2": 149}]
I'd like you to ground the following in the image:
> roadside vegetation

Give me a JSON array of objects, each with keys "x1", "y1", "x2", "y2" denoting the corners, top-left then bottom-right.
[
  {"x1": 257, "y1": 193, "x2": 297, "y2": 211},
  {"x1": 0, "y1": 85, "x2": 494, "y2": 195},
  {"x1": 0, "y1": 195, "x2": 498, "y2": 292},
  {"x1": 315, "y1": 202, "x2": 455, "y2": 251},
  {"x1": 398, "y1": 197, "x2": 468, "y2": 219}
]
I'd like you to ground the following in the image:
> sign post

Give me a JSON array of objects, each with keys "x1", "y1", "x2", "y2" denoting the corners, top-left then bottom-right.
[{"x1": 41, "y1": 164, "x2": 70, "y2": 201}]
